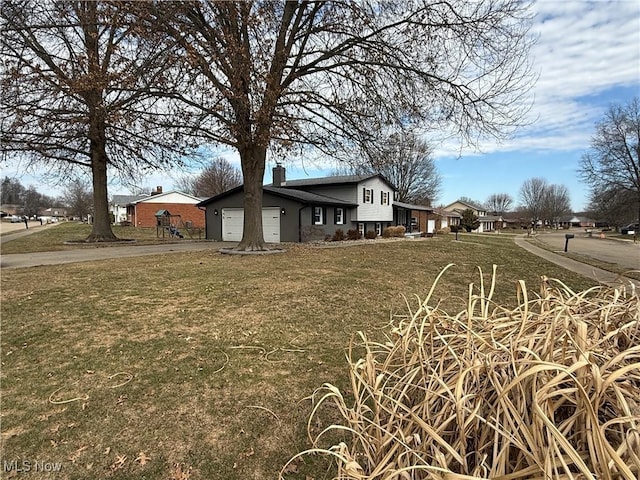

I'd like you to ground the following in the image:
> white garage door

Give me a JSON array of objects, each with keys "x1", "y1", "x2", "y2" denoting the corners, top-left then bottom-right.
[{"x1": 221, "y1": 208, "x2": 280, "y2": 243}]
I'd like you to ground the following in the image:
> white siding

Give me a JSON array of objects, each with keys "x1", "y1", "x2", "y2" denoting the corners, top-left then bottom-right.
[{"x1": 355, "y1": 177, "x2": 394, "y2": 222}]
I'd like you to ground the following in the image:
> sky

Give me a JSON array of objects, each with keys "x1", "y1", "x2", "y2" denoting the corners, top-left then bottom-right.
[{"x1": 3, "y1": 0, "x2": 640, "y2": 212}]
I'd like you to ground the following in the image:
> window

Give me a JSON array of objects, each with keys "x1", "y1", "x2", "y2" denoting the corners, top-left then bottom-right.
[
  {"x1": 363, "y1": 188, "x2": 372, "y2": 204},
  {"x1": 335, "y1": 207, "x2": 344, "y2": 225},
  {"x1": 358, "y1": 223, "x2": 365, "y2": 237},
  {"x1": 313, "y1": 206, "x2": 324, "y2": 225},
  {"x1": 381, "y1": 191, "x2": 389, "y2": 205},
  {"x1": 375, "y1": 223, "x2": 382, "y2": 236}
]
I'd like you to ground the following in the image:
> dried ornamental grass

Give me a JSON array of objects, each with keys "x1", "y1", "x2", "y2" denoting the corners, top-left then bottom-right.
[{"x1": 284, "y1": 265, "x2": 640, "y2": 479}]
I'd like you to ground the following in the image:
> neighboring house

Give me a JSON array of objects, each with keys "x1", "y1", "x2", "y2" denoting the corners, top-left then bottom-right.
[
  {"x1": 38, "y1": 207, "x2": 68, "y2": 222},
  {"x1": 110, "y1": 194, "x2": 149, "y2": 224},
  {"x1": 557, "y1": 215, "x2": 596, "y2": 229},
  {"x1": 127, "y1": 188, "x2": 205, "y2": 228},
  {"x1": 432, "y1": 207, "x2": 461, "y2": 231},
  {"x1": 198, "y1": 165, "x2": 424, "y2": 243},
  {"x1": 442, "y1": 200, "x2": 504, "y2": 233},
  {"x1": 393, "y1": 201, "x2": 434, "y2": 234},
  {"x1": 1, "y1": 204, "x2": 20, "y2": 216}
]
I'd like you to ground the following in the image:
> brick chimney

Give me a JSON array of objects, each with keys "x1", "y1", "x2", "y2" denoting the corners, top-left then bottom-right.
[
  {"x1": 151, "y1": 186, "x2": 163, "y2": 196},
  {"x1": 272, "y1": 163, "x2": 286, "y2": 186}
]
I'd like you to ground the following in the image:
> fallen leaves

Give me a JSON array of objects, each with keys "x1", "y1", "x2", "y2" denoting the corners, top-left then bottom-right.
[
  {"x1": 110, "y1": 454, "x2": 126, "y2": 471},
  {"x1": 135, "y1": 452, "x2": 151, "y2": 466}
]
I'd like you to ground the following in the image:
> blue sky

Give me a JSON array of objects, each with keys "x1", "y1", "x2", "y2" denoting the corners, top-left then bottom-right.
[{"x1": 3, "y1": 0, "x2": 639, "y2": 212}]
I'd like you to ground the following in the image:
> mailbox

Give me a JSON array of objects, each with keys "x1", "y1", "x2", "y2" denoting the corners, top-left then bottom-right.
[{"x1": 564, "y1": 233, "x2": 574, "y2": 252}]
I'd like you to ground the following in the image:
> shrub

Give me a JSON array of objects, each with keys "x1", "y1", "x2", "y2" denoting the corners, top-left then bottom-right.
[
  {"x1": 288, "y1": 267, "x2": 640, "y2": 479},
  {"x1": 383, "y1": 226, "x2": 406, "y2": 238},
  {"x1": 364, "y1": 230, "x2": 377, "y2": 239},
  {"x1": 331, "y1": 229, "x2": 345, "y2": 241},
  {"x1": 438, "y1": 227, "x2": 451, "y2": 234},
  {"x1": 346, "y1": 229, "x2": 361, "y2": 240},
  {"x1": 450, "y1": 224, "x2": 460, "y2": 233}
]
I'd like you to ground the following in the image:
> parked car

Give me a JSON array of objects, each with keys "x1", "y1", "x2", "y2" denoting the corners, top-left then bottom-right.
[
  {"x1": 10, "y1": 215, "x2": 22, "y2": 223},
  {"x1": 621, "y1": 223, "x2": 639, "y2": 234}
]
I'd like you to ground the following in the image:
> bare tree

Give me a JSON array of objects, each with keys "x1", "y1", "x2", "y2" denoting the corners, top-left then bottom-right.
[
  {"x1": 154, "y1": 1, "x2": 536, "y2": 250},
  {"x1": 579, "y1": 97, "x2": 640, "y2": 239},
  {"x1": 1, "y1": 1, "x2": 189, "y2": 242},
  {"x1": 63, "y1": 178, "x2": 94, "y2": 220},
  {"x1": 193, "y1": 158, "x2": 243, "y2": 198},
  {"x1": 173, "y1": 175, "x2": 197, "y2": 196},
  {"x1": 339, "y1": 131, "x2": 441, "y2": 204},
  {"x1": 587, "y1": 187, "x2": 637, "y2": 228},
  {"x1": 519, "y1": 177, "x2": 548, "y2": 228},
  {"x1": 486, "y1": 193, "x2": 513, "y2": 215},
  {"x1": 542, "y1": 184, "x2": 571, "y2": 229}
]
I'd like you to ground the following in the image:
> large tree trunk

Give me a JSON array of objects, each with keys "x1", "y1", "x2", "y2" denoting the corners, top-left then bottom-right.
[
  {"x1": 236, "y1": 145, "x2": 267, "y2": 251},
  {"x1": 86, "y1": 142, "x2": 118, "y2": 242}
]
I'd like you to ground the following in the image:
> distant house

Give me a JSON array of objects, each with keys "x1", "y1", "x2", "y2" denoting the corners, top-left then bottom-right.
[
  {"x1": 110, "y1": 194, "x2": 149, "y2": 224},
  {"x1": 39, "y1": 207, "x2": 68, "y2": 222},
  {"x1": 198, "y1": 165, "x2": 430, "y2": 243},
  {"x1": 442, "y1": 200, "x2": 505, "y2": 232},
  {"x1": 558, "y1": 215, "x2": 596, "y2": 228},
  {"x1": 126, "y1": 187, "x2": 205, "y2": 228}
]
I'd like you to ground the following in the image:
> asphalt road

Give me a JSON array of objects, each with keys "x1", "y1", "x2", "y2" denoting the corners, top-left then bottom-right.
[
  {"x1": 0, "y1": 240, "x2": 228, "y2": 269},
  {"x1": 533, "y1": 230, "x2": 639, "y2": 271}
]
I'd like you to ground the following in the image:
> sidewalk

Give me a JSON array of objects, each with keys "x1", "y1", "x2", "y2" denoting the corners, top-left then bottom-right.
[
  {"x1": 0, "y1": 221, "x2": 59, "y2": 244},
  {"x1": 514, "y1": 235, "x2": 640, "y2": 289}
]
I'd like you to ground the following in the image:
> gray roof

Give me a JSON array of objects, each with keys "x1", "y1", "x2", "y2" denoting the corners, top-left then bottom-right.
[
  {"x1": 393, "y1": 201, "x2": 433, "y2": 212},
  {"x1": 111, "y1": 194, "x2": 148, "y2": 206},
  {"x1": 197, "y1": 184, "x2": 358, "y2": 207},
  {"x1": 265, "y1": 186, "x2": 357, "y2": 206},
  {"x1": 271, "y1": 173, "x2": 396, "y2": 190}
]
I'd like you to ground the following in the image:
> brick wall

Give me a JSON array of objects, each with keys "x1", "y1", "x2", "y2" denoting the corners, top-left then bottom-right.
[{"x1": 134, "y1": 203, "x2": 205, "y2": 228}]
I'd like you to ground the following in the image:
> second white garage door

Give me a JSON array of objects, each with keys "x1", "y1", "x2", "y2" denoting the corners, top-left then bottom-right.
[{"x1": 222, "y1": 208, "x2": 280, "y2": 243}]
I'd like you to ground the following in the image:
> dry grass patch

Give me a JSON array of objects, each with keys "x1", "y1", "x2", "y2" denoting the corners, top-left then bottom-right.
[
  {"x1": 1, "y1": 237, "x2": 608, "y2": 479},
  {"x1": 294, "y1": 265, "x2": 640, "y2": 479}
]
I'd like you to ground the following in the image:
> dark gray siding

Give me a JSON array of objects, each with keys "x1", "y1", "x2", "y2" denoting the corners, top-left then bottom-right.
[
  {"x1": 203, "y1": 191, "x2": 304, "y2": 243},
  {"x1": 203, "y1": 191, "x2": 357, "y2": 243}
]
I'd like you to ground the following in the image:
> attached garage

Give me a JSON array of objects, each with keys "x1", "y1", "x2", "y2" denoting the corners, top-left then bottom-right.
[{"x1": 222, "y1": 207, "x2": 280, "y2": 243}]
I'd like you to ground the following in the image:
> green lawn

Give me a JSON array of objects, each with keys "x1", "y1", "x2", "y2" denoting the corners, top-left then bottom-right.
[{"x1": 1, "y1": 232, "x2": 598, "y2": 479}]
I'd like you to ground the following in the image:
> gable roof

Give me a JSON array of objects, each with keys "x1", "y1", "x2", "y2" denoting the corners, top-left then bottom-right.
[
  {"x1": 197, "y1": 185, "x2": 357, "y2": 207},
  {"x1": 445, "y1": 200, "x2": 486, "y2": 212},
  {"x1": 131, "y1": 191, "x2": 202, "y2": 204}
]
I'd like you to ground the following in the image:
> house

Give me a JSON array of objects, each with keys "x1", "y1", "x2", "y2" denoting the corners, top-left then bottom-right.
[
  {"x1": 442, "y1": 200, "x2": 504, "y2": 233},
  {"x1": 198, "y1": 165, "x2": 421, "y2": 243},
  {"x1": 432, "y1": 207, "x2": 461, "y2": 231},
  {"x1": 393, "y1": 201, "x2": 434, "y2": 234},
  {"x1": 110, "y1": 194, "x2": 149, "y2": 224},
  {"x1": 38, "y1": 207, "x2": 68, "y2": 222},
  {"x1": 557, "y1": 215, "x2": 596, "y2": 229},
  {"x1": 126, "y1": 187, "x2": 205, "y2": 228}
]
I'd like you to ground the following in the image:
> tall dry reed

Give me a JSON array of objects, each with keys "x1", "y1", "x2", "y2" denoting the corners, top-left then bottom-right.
[{"x1": 285, "y1": 265, "x2": 640, "y2": 479}]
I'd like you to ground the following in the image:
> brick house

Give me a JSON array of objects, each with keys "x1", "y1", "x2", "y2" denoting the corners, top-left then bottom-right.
[{"x1": 127, "y1": 188, "x2": 205, "y2": 228}]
